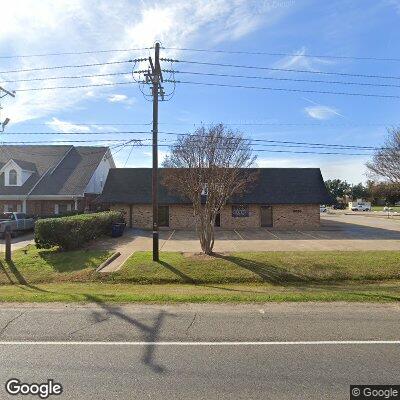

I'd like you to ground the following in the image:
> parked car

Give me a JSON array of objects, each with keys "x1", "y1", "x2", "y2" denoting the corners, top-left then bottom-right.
[
  {"x1": 351, "y1": 204, "x2": 371, "y2": 211},
  {"x1": 0, "y1": 212, "x2": 35, "y2": 237},
  {"x1": 332, "y1": 203, "x2": 346, "y2": 210},
  {"x1": 320, "y1": 205, "x2": 327, "y2": 213}
]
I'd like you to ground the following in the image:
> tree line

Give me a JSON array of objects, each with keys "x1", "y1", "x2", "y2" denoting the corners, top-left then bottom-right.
[{"x1": 325, "y1": 128, "x2": 400, "y2": 205}]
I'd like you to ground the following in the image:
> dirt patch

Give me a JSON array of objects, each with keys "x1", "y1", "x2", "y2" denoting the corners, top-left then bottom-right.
[{"x1": 182, "y1": 252, "x2": 231, "y2": 260}]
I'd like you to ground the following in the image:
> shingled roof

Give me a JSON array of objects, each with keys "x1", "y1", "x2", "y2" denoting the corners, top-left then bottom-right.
[
  {"x1": 0, "y1": 145, "x2": 109, "y2": 196},
  {"x1": 98, "y1": 168, "x2": 332, "y2": 205}
]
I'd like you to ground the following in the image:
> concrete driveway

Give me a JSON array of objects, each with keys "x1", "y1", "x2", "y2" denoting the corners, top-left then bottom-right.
[
  {"x1": 0, "y1": 232, "x2": 34, "y2": 253},
  {"x1": 100, "y1": 213, "x2": 400, "y2": 271}
]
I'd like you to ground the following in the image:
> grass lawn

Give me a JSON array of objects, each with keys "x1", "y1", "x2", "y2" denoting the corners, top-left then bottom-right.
[
  {"x1": 1, "y1": 248, "x2": 400, "y2": 303},
  {"x1": 116, "y1": 251, "x2": 400, "y2": 284},
  {"x1": 372, "y1": 206, "x2": 400, "y2": 212},
  {"x1": 0, "y1": 245, "x2": 112, "y2": 284},
  {"x1": 0, "y1": 282, "x2": 399, "y2": 303}
]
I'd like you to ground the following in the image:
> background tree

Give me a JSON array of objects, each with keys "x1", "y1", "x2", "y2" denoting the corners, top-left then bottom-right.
[
  {"x1": 351, "y1": 182, "x2": 370, "y2": 200},
  {"x1": 162, "y1": 124, "x2": 257, "y2": 254},
  {"x1": 324, "y1": 179, "x2": 351, "y2": 200},
  {"x1": 366, "y1": 128, "x2": 400, "y2": 183},
  {"x1": 370, "y1": 182, "x2": 400, "y2": 205}
]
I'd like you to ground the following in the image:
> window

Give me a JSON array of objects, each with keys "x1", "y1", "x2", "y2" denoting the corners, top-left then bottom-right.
[
  {"x1": 54, "y1": 203, "x2": 72, "y2": 215},
  {"x1": 9, "y1": 169, "x2": 17, "y2": 185},
  {"x1": 3, "y1": 204, "x2": 14, "y2": 212},
  {"x1": 232, "y1": 204, "x2": 249, "y2": 218}
]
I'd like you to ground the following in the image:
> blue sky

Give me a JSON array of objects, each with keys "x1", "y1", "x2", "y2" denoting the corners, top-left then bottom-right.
[{"x1": 1, "y1": 0, "x2": 400, "y2": 183}]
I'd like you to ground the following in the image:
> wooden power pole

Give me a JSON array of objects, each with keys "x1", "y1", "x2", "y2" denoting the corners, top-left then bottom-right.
[{"x1": 148, "y1": 43, "x2": 164, "y2": 261}]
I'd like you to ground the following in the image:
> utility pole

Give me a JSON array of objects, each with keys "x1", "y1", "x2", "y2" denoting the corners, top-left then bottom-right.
[{"x1": 146, "y1": 43, "x2": 164, "y2": 261}]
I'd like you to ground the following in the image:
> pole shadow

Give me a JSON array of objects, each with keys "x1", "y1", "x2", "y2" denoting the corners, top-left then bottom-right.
[{"x1": 85, "y1": 294, "x2": 173, "y2": 374}]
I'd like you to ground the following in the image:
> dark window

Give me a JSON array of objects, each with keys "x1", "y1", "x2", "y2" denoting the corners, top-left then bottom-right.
[
  {"x1": 58, "y1": 204, "x2": 69, "y2": 214},
  {"x1": 158, "y1": 205, "x2": 169, "y2": 227},
  {"x1": 232, "y1": 204, "x2": 249, "y2": 218},
  {"x1": 9, "y1": 169, "x2": 17, "y2": 185}
]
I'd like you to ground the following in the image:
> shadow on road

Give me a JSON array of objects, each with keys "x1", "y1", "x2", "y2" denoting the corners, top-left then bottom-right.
[{"x1": 85, "y1": 294, "x2": 173, "y2": 374}]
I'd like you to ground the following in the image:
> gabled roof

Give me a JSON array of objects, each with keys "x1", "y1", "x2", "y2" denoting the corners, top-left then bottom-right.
[
  {"x1": 0, "y1": 159, "x2": 37, "y2": 173},
  {"x1": 0, "y1": 145, "x2": 110, "y2": 196},
  {"x1": 98, "y1": 168, "x2": 332, "y2": 205}
]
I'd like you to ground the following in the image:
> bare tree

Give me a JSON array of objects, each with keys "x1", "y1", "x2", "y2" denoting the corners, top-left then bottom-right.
[
  {"x1": 162, "y1": 124, "x2": 257, "y2": 254},
  {"x1": 366, "y1": 128, "x2": 400, "y2": 183}
]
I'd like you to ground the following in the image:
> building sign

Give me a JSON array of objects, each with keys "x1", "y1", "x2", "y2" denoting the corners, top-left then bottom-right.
[{"x1": 232, "y1": 204, "x2": 250, "y2": 218}]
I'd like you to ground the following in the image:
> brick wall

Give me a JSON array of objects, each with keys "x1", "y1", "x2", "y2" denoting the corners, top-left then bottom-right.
[
  {"x1": 272, "y1": 204, "x2": 320, "y2": 229},
  {"x1": 0, "y1": 200, "x2": 84, "y2": 216},
  {"x1": 169, "y1": 205, "x2": 195, "y2": 229},
  {"x1": 0, "y1": 200, "x2": 23, "y2": 213},
  {"x1": 110, "y1": 204, "x2": 153, "y2": 229},
  {"x1": 110, "y1": 203, "x2": 320, "y2": 230},
  {"x1": 27, "y1": 200, "x2": 83, "y2": 216},
  {"x1": 220, "y1": 204, "x2": 261, "y2": 229}
]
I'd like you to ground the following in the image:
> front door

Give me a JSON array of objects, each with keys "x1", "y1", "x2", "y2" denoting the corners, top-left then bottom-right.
[
  {"x1": 158, "y1": 205, "x2": 169, "y2": 227},
  {"x1": 261, "y1": 205, "x2": 273, "y2": 227}
]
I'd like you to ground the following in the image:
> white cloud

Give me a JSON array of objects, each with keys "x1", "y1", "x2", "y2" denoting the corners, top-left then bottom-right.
[
  {"x1": 107, "y1": 94, "x2": 135, "y2": 106},
  {"x1": 0, "y1": 0, "x2": 294, "y2": 124},
  {"x1": 108, "y1": 94, "x2": 128, "y2": 103},
  {"x1": 305, "y1": 105, "x2": 340, "y2": 120},
  {"x1": 274, "y1": 46, "x2": 334, "y2": 71},
  {"x1": 45, "y1": 117, "x2": 90, "y2": 133}
]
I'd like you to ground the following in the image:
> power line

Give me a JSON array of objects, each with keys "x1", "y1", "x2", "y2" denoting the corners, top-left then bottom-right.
[
  {"x1": 163, "y1": 79, "x2": 400, "y2": 99},
  {"x1": 164, "y1": 59, "x2": 400, "y2": 80},
  {"x1": 12, "y1": 121, "x2": 398, "y2": 127},
  {"x1": 1, "y1": 71, "x2": 132, "y2": 84},
  {"x1": 2, "y1": 130, "x2": 153, "y2": 135},
  {"x1": 2, "y1": 130, "x2": 384, "y2": 150},
  {"x1": 165, "y1": 69, "x2": 400, "y2": 89},
  {"x1": 9, "y1": 73, "x2": 400, "y2": 97},
  {"x1": 122, "y1": 143, "x2": 374, "y2": 156},
  {"x1": 14, "y1": 81, "x2": 133, "y2": 92},
  {"x1": 0, "y1": 47, "x2": 151, "y2": 59},
  {"x1": 162, "y1": 47, "x2": 400, "y2": 63},
  {"x1": 1, "y1": 45, "x2": 396, "y2": 63},
  {"x1": 0, "y1": 139, "x2": 127, "y2": 144},
  {"x1": 11, "y1": 122, "x2": 152, "y2": 126},
  {"x1": 0, "y1": 137, "x2": 375, "y2": 156},
  {"x1": 0, "y1": 59, "x2": 141, "y2": 74}
]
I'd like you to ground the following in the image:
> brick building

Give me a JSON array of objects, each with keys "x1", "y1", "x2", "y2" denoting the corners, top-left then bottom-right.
[
  {"x1": 98, "y1": 168, "x2": 331, "y2": 230},
  {"x1": 0, "y1": 145, "x2": 114, "y2": 215}
]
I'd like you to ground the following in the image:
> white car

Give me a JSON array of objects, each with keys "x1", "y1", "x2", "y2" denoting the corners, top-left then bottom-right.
[
  {"x1": 320, "y1": 205, "x2": 327, "y2": 213},
  {"x1": 351, "y1": 204, "x2": 371, "y2": 211}
]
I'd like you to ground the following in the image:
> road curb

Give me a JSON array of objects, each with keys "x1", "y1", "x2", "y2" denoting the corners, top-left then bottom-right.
[{"x1": 96, "y1": 252, "x2": 121, "y2": 272}]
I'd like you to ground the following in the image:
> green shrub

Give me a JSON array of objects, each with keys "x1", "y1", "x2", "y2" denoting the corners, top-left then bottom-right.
[
  {"x1": 32, "y1": 211, "x2": 83, "y2": 220},
  {"x1": 34, "y1": 211, "x2": 124, "y2": 251}
]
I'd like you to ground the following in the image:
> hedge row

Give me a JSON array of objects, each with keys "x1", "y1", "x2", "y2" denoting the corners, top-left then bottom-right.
[{"x1": 34, "y1": 211, "x2": 124, "y2": 250}]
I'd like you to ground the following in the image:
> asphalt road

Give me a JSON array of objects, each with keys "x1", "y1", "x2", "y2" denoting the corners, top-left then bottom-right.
[{"x1": 0, "y1": 303, "x2": 399, "y2": 399}]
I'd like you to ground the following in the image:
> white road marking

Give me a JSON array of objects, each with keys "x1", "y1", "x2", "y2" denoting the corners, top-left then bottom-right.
[
  {"x1": 234, "y1": 230, "x2": 244, "y2": 240},
  {"x1": 160, "y1": 230, "x2": 175, "y2": 250},
  {"x1": 264, "y1": 229, "x2": 279, "y2": 239},
  {"x1": 297, "y1": 230, "x2": 319, "y2": 239},
  {"x1": 0, "y1": 340, "x2": 399, "y2": 346}
]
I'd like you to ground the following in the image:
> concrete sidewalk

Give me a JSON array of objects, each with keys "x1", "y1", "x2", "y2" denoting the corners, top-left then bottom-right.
[
  {"x1": 96, "y1": 213, "x2": 400, "y2": 272},
  {"x1": 96, "y1": 229, "x2": 176, "y2": 272},
  {"x1": 0, "y1": 232, "x2": 34, "y2": 253}
]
